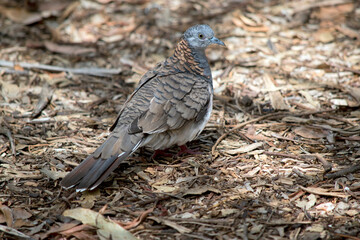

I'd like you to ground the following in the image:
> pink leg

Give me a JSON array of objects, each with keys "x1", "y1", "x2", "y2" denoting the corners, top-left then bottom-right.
[
  {"x1": 177, "y1": 145, "x2": 202, "y2": 156},
  {"x1": 151, "y1": 149, "x2": 173, "y2": 159}
]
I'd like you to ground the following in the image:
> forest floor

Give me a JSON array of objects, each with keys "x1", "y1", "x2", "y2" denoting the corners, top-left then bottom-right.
[{"x1": 1, "y1": 0, "x2": 360, "y2": 239}]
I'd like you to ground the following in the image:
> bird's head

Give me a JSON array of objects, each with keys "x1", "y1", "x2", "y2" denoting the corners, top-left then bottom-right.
[{"x1": 184, "y1": 24, "x2": 225, "y2": 50}]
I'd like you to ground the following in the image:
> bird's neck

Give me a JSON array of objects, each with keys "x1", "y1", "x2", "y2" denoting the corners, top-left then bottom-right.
[{"x1": 171, "y1": 38, "x2": 211, "y2": 79}]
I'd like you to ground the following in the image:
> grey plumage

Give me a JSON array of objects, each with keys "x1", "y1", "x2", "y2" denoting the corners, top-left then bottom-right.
[{"x1": 60, "y1": 24, "x2": 225, "y2": 191}]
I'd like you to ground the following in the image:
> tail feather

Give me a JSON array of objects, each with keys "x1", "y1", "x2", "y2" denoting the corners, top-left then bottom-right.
[
  {"x1": 60, "y1": 154, "x2": 98, "y2": 189},
  {"x1": 60, "y1": 138, "x2": 143, "y2": 191},
  {"x1": 76, "y1": 152, "x2": 129, "y2": 191}
]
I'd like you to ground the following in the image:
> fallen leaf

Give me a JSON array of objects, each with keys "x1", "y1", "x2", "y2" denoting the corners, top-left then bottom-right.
[
  {"x1": 221, "y1": 209, "x2": 239, "y2": 217},
  {"x1": 0, "y1": 81, "x2": 20, "y2": 101},
  {"x1": 294, "y1": 126, "x2": 329, "y2": 139},
  {"x1": 300, "y1": 186, "x2": 350, "y2": 198},
  {"x1": 121, "y1": 206, "x2": 154, "y2": 230},
  {"x1": 0, "y1": 6, "x2": 42, "y2": 25},
  {"x1": 12, "y1": 208, "x2": 32, "y2": 220},
  {"x1": 306, "y1": 224, "x2": 324, "y2": 233},
  {"x1": 153, "y1": 185, "x2": 178, "y2": 193},
  {"x1": 44, "y1": 41, "x2": 96, "y2": 55},
  {"x1": 227, "y1": 142, "x2": 263, "y2": 155},
  {"x1": 183, "y1": 186, "x2": 221, "y2": 196},
  {"x1": 314, "y1": 30, "x2": 334, "y2": 43},
  {"x1": 41, "y1": 168, "x2": 67, "y2": 180},
  {"x1": 345, "y1": 209, "x2": 358, "y2": 216},
  {"x1": 148, "y1": 217, "x2": 192, "y2": 234},
  {"x1": 63, "y1": 208, "x2": 138, "y2": 240},
  {"x1": 0, "y1": 205, "x2": 13, "y2": 227},
  {"x1": 295, "y1": 194, "x2": 316, "y2": 210},
  {"x1": 79, "y1": 189, "x2": 101, "y2": 209},
  {"x1": 243, "y1": 166, "x2": 261, "y2": 178},
  {"x1": 316, "y1": 202, "x2": 335, "y2": 212},
  {"x1": 263, "y1": 74, "x2": 289, "y2": 110},
  {"x1": 330, "y1": 98, "x2": 348, "y2": 106}
]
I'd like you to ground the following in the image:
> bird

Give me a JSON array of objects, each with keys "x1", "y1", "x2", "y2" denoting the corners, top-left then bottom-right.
[{"x1": 60, "y1": 24, "x2": 225, "y2": 192}]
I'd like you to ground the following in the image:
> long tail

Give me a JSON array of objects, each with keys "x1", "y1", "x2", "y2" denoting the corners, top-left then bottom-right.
[{"x1": 61, "y1": 136, "x2": 143, "y2": 192}]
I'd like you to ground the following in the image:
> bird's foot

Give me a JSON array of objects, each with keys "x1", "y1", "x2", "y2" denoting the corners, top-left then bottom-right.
[
  {"x1": 151, "y1": 149, "x2": 173, "y2": 159},
  {"x1": 177, "y1": 145, "x2": 202, "y2": 156}
]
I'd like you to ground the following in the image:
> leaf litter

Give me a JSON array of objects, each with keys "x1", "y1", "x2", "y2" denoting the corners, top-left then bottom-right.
[{"x1": 1, "y1": 0, "x2": 360, "y2": 239}]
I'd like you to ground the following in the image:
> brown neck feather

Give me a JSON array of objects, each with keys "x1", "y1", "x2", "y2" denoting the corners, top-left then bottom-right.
[{"x1": 171, "y1": 38, "x2": 211, "y2": 78}]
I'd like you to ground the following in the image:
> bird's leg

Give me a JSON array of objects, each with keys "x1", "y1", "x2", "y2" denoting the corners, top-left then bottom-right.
[
  {"x1": 151, "y1": 149, "x2": 173, "y2": 159},
  {"x1": 177, "y1": 145, "x2": 202, "y2": 156}
]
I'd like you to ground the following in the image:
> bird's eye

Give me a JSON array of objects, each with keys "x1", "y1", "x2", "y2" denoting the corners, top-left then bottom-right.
[{"x1": 198, "y1": 33, "x2": 204, "y2": 39}]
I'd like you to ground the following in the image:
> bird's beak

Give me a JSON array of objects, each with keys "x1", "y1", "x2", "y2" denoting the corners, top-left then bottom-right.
[{"x1": 210, "y1": 37, "x2": 225, "y2": 46}]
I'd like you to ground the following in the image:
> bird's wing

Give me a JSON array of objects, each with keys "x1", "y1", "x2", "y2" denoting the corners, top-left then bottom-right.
[
  {"x1": 111, "y1": 60, "x2": 212, "y2": 136},
  {"x1": 127, "y1": 71, "x2": 212, "y2": 135}
]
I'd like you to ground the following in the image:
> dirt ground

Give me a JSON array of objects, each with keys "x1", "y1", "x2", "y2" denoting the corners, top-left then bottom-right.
[{"x1": 1, "y1": 0, "x2": 360, "y2": 239}]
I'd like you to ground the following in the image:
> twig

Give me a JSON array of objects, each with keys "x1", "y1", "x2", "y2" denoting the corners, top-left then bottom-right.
[
  {"x1": 0, "y1": 124, "x2": 16, "y2": 158},
  {"x1": 333, "y1": 233, "x2": 360, "y2": 240},
  {"x1": 262, "y1": 221, "x2": 312, "y2": 226},
  {"x1": 264, "y1": 151, "x2": 302, "y2": 160},
  {"x1": 0, "y1": 224, "x2": 34, "y2": 240},
  {"x1": 0, "y1": 67, "x2": 29, "y2": 75},
  {"x1": 14, "y1": 83, "x2": 54, "y2": 118},
  {"x1": 256, "y1": 211, "x2": 274, "y2": 240},
  {"x1": 324, "y1": 164, "x2": 360, "y2": 179},
  {"x1": 0, "y1": 60, "x2": 121, "y2": 77},
  {"x1": 211, "y1": 112, "x2": 285, "y2": 155},
  {"x1": 314, "y1": 153, "x2": 332, "y2": 173},
  {"x1": 211, "y1": 109, "x2": 337, "y2": 155}
]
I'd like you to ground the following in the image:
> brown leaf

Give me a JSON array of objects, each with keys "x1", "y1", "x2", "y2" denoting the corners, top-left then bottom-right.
[
  {"x1": 227, "y1": 142, "x2": 263, "y2": 155},
  {"x1": 121, "y1": 206, "x2": 155, "y2": 230},
  {"x1": 148, "y1": 217, "x2": 192, "y2": 234},
  {"x1": 12, "y1": 208, "x2": 32, "y2": 220},
  {"x1": 44, "y1": 41, "x2": 96, "y2": 55},
  {"x1": 314, "y1": 30, "x2": 334, "y2": 43},
  {"x1": 300, "y1": 186, "x2": 350, "y2": 198},
  {"x1": 41, "y1": 222, "x2": 79, "y2": 239},
  {"x1": 0, "y1": 204, "x2": 13, "y2": 227},
  {"x1": 263, "y1": 74, "x2": 289, "y2": 110},
  {"x1": 63, "y1": 208, "x2": 138, "y2": 239},
  {"x1": 0, "y1": 6, "x2": 42, "y2": 25},
  {"x1": 294, "y1": 126, "x2": 329, "y2": 139},
  {"x1": 183, "y1": 186, "x2": 221, "y2": 196}
]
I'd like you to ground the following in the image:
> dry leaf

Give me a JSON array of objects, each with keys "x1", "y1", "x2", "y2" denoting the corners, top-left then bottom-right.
[
  {"x1": 294, "y1": 126, "x2": 329, "y2": 139},
  {"x1": 12, "y1": 208, "x2": 32, "y2": 220},
  {"x1": 152, "y1": 185, "x2": 178, "y2": 193},
  {"x1": 44, "y1": 41, "x2": 96, "y2": 55},
  {"x1": 300, "y1": 186, "x2": 350, "y2": 198},
  {"x1": 63, "y1": 208, "x2": 138, "y2": 240},
  {"x1": 314, "y1": 30, "x2": 334, "y2": 43},
  {"x1": 243, "y1": 166, "x2": 261, "y2": 178},
  {"x1": 183, "y1": 186, "x2": 221, "y2": 196},
  {"x1": 0, "y1": 6, "x2": 42, "y2": 25},
  {"x1": 41, "y1": 168, "x2": 67, "y2": 180},
  {"x1": 227, "y1": 142, "x2": 263, "y2": 155},
  {"x1": 1, "y1": 81, "x2": 20, "y2": 101},
  {"x1": 149, "y1": 217, "x2": 192, "y2": 234},
  {"x1": 295, "y1": 194, "x2": 316, "y2": 210},
  {"x1": 0, "y1": 205, "x2": 13, "y2": 227},
  {"x1": 263, "y1": 74, "x2": 289, "y2": 110},
  {"x1": 80, "y1": 189, "x2": 101, "y2": 209}
]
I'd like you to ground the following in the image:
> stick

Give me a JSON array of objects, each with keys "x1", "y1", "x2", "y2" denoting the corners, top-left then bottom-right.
[
  {"x1": 0, "y1": 60, "x2": 121, "y2": 77},
  {"x1": 211, "y1": 109, "x2": 337, "y2": 156},
  {"x1": 0, "y1": 225, "x2": 34, "y2": 240},
  {"x1": 0, "y1": 125, "x2": 16, "y2": 158},
  {"x1": 314, "y1": 153, "x2": 332, "y2": 173},
  {"x1": 324, "y1": 164, "x2": 360, "y2": 179},
  {"x1": 211, "y1": 112, "x2": 285, "y2": 155}
]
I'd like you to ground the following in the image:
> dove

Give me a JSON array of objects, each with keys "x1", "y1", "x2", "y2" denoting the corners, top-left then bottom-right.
[{"x1": 60, "y1": 24, "x2": 225, "y2": 191}]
